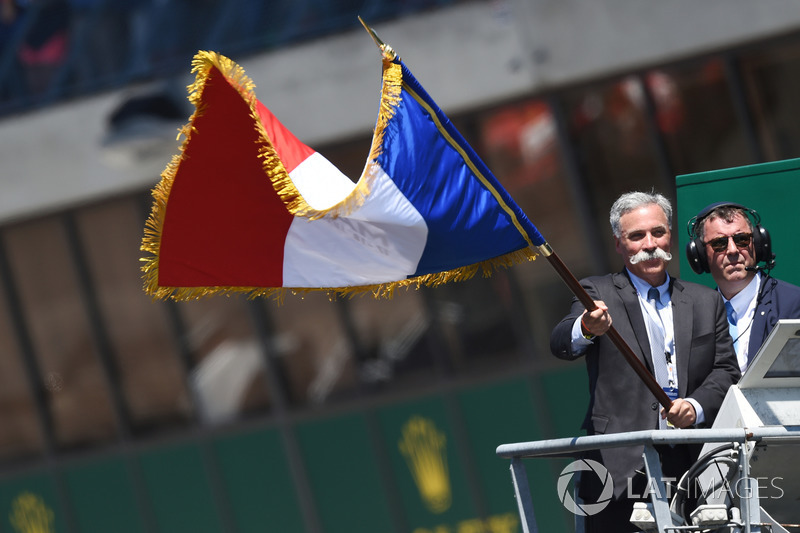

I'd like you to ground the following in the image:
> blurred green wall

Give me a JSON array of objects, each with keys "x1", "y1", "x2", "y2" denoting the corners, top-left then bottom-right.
[{"x1": 0, "y1": 367, "x2": 588, "y2": 533}]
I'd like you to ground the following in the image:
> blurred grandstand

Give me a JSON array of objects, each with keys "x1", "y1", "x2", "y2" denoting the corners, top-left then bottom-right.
[{"x1": 0, "y1": 0, "x2": 462, "y2": 116}]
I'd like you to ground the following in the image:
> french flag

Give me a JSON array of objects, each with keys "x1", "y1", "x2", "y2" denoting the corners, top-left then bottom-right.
[{"x1": 142, "y1": 51, "x2": 545, "y2": 300}]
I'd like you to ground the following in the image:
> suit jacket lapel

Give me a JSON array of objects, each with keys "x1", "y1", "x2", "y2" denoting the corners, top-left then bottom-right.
[
  {"x1": 748, "y1": 277, "x2": 775, "y2": 357},
  {"x1": 613, "y1": 271, "x2": 652, "y2": 370},
  {"x1": 670, "y1": 278, "x2": 693, "y2": 396}
]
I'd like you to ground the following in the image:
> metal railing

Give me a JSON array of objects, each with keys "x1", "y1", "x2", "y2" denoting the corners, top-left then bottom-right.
[{"x1": 497, "y1": 427, "x2": 800, "y2": 533}]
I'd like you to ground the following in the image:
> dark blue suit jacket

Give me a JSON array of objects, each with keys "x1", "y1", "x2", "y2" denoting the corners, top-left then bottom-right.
[{"x1": 747, "y1": 276, "x2": 800, "y2": 366}]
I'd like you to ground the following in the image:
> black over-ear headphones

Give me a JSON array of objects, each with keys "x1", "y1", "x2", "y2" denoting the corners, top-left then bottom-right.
[{"x1": 685, "y1": 201, "x2": 773, "y2": 275}]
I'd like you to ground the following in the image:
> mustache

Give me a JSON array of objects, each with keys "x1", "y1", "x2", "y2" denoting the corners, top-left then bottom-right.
[{"x1": 629, "y1": 248, "x2": 672, "y2": 264}]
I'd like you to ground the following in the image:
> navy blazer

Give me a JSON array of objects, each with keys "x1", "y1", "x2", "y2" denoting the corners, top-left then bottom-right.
[
  {"x1": 550, "y1": 270, "x2": 741, "y2": 498},
  {"x1": 747, "y1": 276, "x2": 800, "y2": 366}
]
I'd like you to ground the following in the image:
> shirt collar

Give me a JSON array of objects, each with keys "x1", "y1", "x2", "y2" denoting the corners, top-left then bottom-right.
[
  {"x1": 721, "y1": 272, "x2": 760, "y2": 317},
  {"x1": 626, "y1": 268, "x2": 671, "y2": 300}
]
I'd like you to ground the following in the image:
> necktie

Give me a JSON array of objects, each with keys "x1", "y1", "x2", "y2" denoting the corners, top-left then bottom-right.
[
  {"x1": 647, "y1": 288, "x2": 670, "y2": 429},
  {"x1": 725, "y1": 301, "x2": 739, "y2": 354}
]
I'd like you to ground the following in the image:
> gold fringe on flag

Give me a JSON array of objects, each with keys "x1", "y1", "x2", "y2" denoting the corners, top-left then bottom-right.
[{"x1": 141, "y1": 50, "x2": 537, "y2": 302}]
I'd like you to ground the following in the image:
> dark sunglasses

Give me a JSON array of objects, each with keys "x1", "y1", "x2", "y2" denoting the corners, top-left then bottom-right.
[{"x1": 705, "y1": 232, "x2": 752, "y2": 253}]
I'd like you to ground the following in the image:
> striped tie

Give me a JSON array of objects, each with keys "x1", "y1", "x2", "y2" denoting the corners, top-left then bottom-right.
[{"x1": 647, "y1": 288, "x2": 670, "y2": 429}]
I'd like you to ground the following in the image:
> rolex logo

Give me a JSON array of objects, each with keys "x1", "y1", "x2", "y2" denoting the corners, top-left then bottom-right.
[
  {"x1": 9, "y1": 492, "x2": 54, "y2": 533},
  {"x1": 399, "y1": 416, "x2": 451, "y2": 513}
]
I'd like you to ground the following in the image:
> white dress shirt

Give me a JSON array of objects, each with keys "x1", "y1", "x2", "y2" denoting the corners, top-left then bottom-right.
[{"x1": 721, "y1": 272, "x2": 761, "y2": 373}]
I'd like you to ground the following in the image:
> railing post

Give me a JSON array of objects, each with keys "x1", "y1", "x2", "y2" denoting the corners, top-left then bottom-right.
[
  {"x1": 643, "y1": 444, "x2": 673, "y2": 532},
  {"x1": 510, "y1": 457, "x2": 539, "y2": 533}
]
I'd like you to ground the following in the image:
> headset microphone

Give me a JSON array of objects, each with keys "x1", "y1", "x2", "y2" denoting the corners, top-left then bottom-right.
[{"x1": 744, "y1": 255, "x2": 776, "y2": 273}]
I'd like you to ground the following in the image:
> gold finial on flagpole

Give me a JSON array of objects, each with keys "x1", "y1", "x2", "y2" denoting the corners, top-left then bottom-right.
[{"x1": 358, "y1": 16, "x2": 397, "y2": 61}]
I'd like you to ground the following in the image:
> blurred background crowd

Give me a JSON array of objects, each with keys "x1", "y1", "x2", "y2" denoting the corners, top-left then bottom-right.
[{"x1": 0, "y1": 0, "x2": 458, "y2": 115}]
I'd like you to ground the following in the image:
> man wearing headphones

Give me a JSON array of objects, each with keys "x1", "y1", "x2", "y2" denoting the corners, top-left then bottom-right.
[{"x1": 686, "y1": 202, "x2": 800, "y2": 373}]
